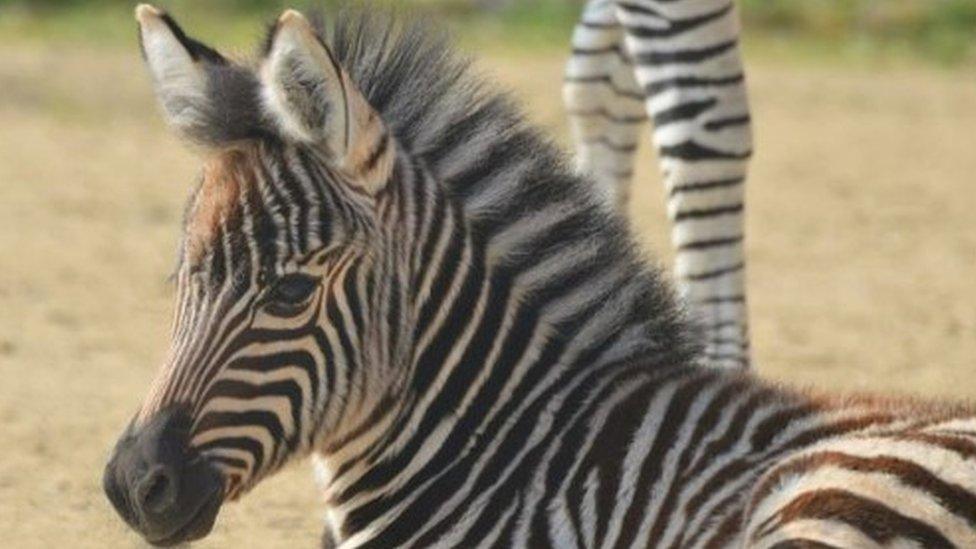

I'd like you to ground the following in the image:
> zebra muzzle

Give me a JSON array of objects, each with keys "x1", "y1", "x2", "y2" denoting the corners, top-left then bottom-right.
[{"x1": 103, "y1": 406, "x2": 224, "y2": 546}]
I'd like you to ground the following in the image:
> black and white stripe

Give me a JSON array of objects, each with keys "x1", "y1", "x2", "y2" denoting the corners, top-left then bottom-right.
[
  {"x1": 115, "y1": 6, "x2": 976, "y2": 548},
  {"x1": 564, "y1": 0, "x2": 752, "y2": 369}
]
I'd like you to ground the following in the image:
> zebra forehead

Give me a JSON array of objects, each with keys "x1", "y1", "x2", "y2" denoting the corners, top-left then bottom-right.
[{"x1": 184, "y1": 147, "x2": 256, "y2": 264}]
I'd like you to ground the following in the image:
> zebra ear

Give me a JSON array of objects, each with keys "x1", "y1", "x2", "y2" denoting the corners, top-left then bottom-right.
[
  {"x1": 260, "y1": 10, "x2": 392, "y2": 193},
  {"x1": 135, "y1": 4, "x2": 227, "y2": 143}
]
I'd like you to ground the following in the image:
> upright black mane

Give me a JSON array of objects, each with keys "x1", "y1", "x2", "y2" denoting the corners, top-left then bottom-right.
[
  {"x1": 325, "y1": 11, "x2": 575, "y2": 204},
  {"x1": 328, "y1": 12, "x2": 509, "y2": 152}
]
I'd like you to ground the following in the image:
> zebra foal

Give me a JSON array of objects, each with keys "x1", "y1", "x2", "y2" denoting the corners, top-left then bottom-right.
[{"x1": 103, "y1": 5, "x2": 976, "y2": 548}]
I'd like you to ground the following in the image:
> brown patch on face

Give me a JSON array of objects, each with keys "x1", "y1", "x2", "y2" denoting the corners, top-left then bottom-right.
[{"x1": 184, "y1": 146, "x2": 257, "y2": 265}]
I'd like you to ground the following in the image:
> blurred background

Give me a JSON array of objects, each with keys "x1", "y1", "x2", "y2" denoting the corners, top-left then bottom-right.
[{"x1": 1, "y1": 0, "x2": 974, "y2": 546}]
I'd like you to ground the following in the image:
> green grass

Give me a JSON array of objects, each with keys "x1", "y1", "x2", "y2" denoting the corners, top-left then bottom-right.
[
  {"x1": 0, "y1": 1, "x2": 274, "y2": 49},
  {"x1": 0, "y1": 0, "x2": 582, "y2": 59},
  {"x1": 740, "y1": 0, "x2": 976, "y2": 66},
  {"x1": 1, "y1": 0, "x2": 973, "y2": 66}
]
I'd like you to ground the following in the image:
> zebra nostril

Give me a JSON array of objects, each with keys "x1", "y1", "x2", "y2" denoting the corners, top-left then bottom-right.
[{"x1": 136, "y1": 464, "x2": 178, "y2": 514}]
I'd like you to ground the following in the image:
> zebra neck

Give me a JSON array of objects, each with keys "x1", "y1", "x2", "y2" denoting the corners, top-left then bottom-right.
[{"x1": 313, "y1": 178, "x2": 695, "y2": 542}]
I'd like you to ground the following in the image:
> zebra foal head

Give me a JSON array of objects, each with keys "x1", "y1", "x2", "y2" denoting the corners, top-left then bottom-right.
[{"x1": 104, "y1": 5, "x2": 413, "y2": 545}]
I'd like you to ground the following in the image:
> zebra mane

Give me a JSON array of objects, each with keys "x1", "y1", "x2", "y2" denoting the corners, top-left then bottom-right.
[
  {"x1": 322, "y1": 10, "x2": 696, "y2": 365},
  {"x1": 326, "y1": 11, "x2": 516, "y2": 158},
  {"x1": 324, "y1": 11, "x2": 607, "y2": 230},
  {"x1": 323, "y1": 10, "x2": 565, "y2": 199}
]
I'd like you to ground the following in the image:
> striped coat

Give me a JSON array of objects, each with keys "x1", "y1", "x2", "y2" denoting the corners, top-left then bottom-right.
[{"x1": 102, "y1": 5, "x2": 976, "y2": 548}]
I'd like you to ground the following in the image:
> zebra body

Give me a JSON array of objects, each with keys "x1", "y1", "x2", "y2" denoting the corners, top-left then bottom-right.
[
  {"x1": 312, "y1": 365, "x2": 976, "y2": 548},
  {"x1": 564, "y1": 0, "x2": 752, "y2": 369},
  {"x1": 102, "y1": 6, "x2": 976, "y2": 548}
]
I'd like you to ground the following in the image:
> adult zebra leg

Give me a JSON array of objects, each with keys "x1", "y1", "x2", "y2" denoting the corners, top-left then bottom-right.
[
  {"x1": 617, "y1": 0, "x2": 753, "y2": 369},
  {"x1": 563, "y1": 0, "x2": 647, "y2": 212}
]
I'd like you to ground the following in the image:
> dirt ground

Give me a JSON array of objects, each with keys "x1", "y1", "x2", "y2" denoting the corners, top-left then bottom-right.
[{"x1": 1, "y1": 42, "x2": 974, "y2": 547}]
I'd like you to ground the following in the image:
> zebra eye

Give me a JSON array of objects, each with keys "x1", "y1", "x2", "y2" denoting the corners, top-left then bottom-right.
[{"x1": 267, "y1": 273, "x2": 319, "y2": 306}]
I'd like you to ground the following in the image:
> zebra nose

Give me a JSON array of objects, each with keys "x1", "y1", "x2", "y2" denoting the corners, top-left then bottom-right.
[
  {"x1": 104, "y1": 408, "x2": 188, "y2": 521},
  {"x1": 103, "y1": 407, "x2": 224, "y2": 545},
  {"x1": 135, "y1": 463, "x2": 179, "y2": 514}
]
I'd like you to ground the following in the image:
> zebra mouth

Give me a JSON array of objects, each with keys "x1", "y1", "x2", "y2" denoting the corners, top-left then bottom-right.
[
  {"x1": 104, "y1": 407, "x2": 228, "y2": 547},
  {"x1": 144, "y1": 486, "x2": 223, "y2": 547}
]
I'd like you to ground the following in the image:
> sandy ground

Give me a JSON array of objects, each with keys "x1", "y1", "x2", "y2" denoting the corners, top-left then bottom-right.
[{"x1": 1, "y1": 42, "x2": 974, "y2": 547}]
